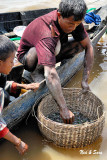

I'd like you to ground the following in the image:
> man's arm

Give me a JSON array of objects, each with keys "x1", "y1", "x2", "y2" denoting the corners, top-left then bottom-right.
[
  {"x1": 80, "y1": 36, "x2": 94, "y2": 92},
  {"x1": 44, "y1": 65, "x2": 74, "y2": 124}
]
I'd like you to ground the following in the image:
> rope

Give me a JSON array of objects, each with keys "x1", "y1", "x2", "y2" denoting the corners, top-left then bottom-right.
[
  {"x1": 30, "y1": 99, "x2": 95, "y2": 136},
  {"x1": 25, "y1": 88, "x2": 101, "y2": 135},
  {"x1": 32, "y1": 108, "x2": 68, "y2": 135},
  {"x1": 32, "y1": 107, "x2": 92, "y2": 135}
]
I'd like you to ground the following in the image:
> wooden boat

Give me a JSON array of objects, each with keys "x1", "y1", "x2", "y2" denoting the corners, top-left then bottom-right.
[{"x1": 0, "y1": 6, "x2": 107, "y2": 130}]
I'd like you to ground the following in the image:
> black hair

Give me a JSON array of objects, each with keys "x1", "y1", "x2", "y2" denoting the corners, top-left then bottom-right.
[
  {"x1": 0, "y1": 35, "x2": 16, "y2": 61},
  {"x1": 58, "y1": 0, "x2": 87, "y2": 21}
]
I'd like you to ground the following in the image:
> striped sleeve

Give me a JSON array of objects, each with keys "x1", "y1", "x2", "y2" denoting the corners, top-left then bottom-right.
[
  {"x1": 5, "y1": 81, "x2": 17, "y2": 94},
  {"x1": 0, "y1": 88, "x2": 9, "y2": 138}
]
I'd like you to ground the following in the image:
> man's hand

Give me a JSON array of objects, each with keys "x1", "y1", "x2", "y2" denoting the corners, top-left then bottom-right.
[
  {"x1": 60, "y1": 107, "x2": 74, "y2": 124},
  {"x1": 81, "y1": 80, "x2": 90, "y2": 94},
  {"x1": 44, "y1": 66, "x2": 74, "y2": 124},
  {"x1": 23, "y1": 83, "x2": 40, "y2": 92}
]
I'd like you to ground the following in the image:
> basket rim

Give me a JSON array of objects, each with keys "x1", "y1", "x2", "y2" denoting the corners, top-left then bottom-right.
[
  {"x1": 38, "y1": 109, "x2": 105, "y2": 128},
  {"x1": 37, "y1": 87, "x2": 105, "y2": 127}
]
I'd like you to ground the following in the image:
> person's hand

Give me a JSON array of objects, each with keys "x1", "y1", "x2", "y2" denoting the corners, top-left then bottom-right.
[
  {"x1": 81, "y1": 80, "x2": 90, "y2": 94},
  {"x1": 15, "y1": 139, "x2": 28, "y2": 155},
  {"x1": 60, "y1": 107, "x2": 74, "y2": 124},
  {"x1": 24, "y1": 83, "x2": 40, "y2": 92}
]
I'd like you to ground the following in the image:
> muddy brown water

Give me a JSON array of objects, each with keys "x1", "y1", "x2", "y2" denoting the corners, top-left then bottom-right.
[{"x1": 0, "y1": 0, "x2": 107, "y2": 160}]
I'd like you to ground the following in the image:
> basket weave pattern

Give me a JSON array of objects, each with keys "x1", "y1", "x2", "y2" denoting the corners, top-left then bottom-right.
[{"x1": 37, "y1": 88, "x2": 105, "y2": 148}]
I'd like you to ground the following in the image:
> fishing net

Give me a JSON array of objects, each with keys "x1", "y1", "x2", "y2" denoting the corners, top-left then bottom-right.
[{"x1": 37, "y1": 88, "x2": 105, "y2": 148}]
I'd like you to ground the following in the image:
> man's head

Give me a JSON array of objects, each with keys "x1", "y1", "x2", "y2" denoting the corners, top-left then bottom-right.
[
  {"x1": 59, "y1": 0, "x2": 87, "y2": 20},
  {"x1": 0, "y1": 35, "x2": 16, "y2": 75},
  {"x1": 58, "y1": 0, "x2": 87, "y2": 33}
]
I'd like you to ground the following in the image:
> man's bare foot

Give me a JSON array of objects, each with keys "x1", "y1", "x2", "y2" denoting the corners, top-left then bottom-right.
[{"x1": 15, "y1": 139, "x2": 28, "y2": 155}]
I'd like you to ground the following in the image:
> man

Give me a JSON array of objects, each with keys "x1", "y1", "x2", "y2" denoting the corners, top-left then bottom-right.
[{"x1": 17, "y1": 0, "x2": 94, "y2": 124}]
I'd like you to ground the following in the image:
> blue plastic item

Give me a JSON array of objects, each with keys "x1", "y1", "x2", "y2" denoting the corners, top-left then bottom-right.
[{"x1": 84, "y1": 12, "x2": 101, "y2": 25}]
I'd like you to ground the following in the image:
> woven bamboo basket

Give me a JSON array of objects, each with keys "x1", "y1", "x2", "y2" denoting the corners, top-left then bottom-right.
[{"x1": 37, "y1": 88, "x2": 105, "y2": 148}]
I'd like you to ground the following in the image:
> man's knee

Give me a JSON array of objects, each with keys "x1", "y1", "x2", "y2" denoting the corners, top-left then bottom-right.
[
  {"x1": 26, "y1": 47, "x2": 37, "y2": 60},
  {"x1": 24, "y1": 47, "x2": 38, "y2": 72}
]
